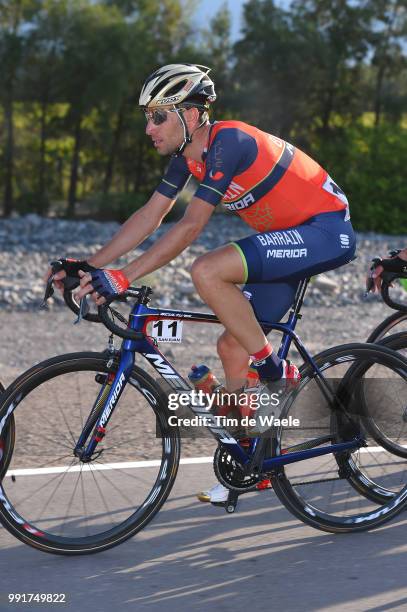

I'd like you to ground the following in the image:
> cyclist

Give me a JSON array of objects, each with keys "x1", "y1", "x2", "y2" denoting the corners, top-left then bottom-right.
[
  {"x1": 367, "y1": 248, "x2": 407, "y2": 293},
  {"x1": 48, "y1": 63, "x2": 356, "y2": 503}
]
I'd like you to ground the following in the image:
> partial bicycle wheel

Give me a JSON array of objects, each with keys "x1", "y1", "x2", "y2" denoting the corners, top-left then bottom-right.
[
  {"x1": 0, "y1": 382, "x2": 15, "y2": 481},
  {"x1": 354, "y1": 332, "x2": 407, "y2": 459},
  {"x1": 0, "y1": 352, "x2": 180, "y2": 555},
  {"x1": 271, "y1": 343, "x2": 407, "y2": 533},
  {"x1": 367, "y1": 312, "x2": 407, "y2": 343}
]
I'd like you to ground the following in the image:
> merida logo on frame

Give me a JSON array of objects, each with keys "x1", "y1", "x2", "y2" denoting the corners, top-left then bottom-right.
[{"x1": 100, "y1": 372, "x2": 126, "y2": 426}]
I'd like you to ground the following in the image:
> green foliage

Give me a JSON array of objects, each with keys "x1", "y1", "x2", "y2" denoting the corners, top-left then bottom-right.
[
  {"x1": 81, "y1": 189, "x2": 188, "y2": 223},
  {"x1": 0, "y1": 0, "x2": 406, "y2": 234},
  {"x1": 82, "y1": 192, "x2": 148, "y2": 222},
  {"x1": 311, "y1": 121, "x2": 407, "y2": 234}
]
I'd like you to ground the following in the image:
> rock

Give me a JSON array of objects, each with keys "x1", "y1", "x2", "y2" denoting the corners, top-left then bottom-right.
[
  {"x1": 0, "y1": 214, "x2": 403, "y2": 312},
  {"x1": 312, "y1": 274, "x2": 339, "y2": 294}
]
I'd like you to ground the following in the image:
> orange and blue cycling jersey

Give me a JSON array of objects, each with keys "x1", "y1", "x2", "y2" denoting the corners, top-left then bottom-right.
[
  {"x1": 157, "y1": 120, "x2": 349, "y2": 232},
  {"x1": 157, "y1": 119, "x2": 355, "y2": 325}
]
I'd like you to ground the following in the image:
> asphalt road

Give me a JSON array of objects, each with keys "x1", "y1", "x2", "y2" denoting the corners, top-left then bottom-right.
[{"x1": 1, "y1": 461, "x2": 407, "y2": 612}]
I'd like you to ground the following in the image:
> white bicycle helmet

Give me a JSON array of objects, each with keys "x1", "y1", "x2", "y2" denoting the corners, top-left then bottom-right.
[{"x1": 139, "y1": 63, "x2": 216, "y2": 109}]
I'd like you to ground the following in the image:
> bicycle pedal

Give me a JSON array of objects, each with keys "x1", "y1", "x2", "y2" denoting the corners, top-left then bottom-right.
[
  {"x1": 256, "y1": 478, "x2": 273, "y2": 491},
  {"x1": 211, "y1": 501, "x2": 227, "y2": 508},
  {"x1": 211, "y1": 489, "x2": 240, "y2": 514},
  {"x1": 210, "y1": 501, "x2": 238, "y2": 514}
]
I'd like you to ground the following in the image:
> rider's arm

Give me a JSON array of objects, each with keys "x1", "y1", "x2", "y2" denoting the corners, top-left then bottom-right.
[
  {"x1": 46, "y1": 155, "x2": 192, "y2": 287},
  {"x1": 121, "y1": 197, "x2": 215, "y2": 282},
  {"x1": 88, "y1": 191, "x2": 176, "y2": 268},
  {"x1": 113, "y1": 130, "x2": 248, "y2": 282},
  {"x1": 87, "y1": 155, "x2": 192, "y2": 267}
]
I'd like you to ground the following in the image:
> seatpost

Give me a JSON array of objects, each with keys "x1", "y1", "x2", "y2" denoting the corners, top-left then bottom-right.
[
  {"x1": 277, "y1": 278, "x2": 310, "y2": 359},
  {"x1": 290, "y1": 278, "x2": 310, "y2": 319}
]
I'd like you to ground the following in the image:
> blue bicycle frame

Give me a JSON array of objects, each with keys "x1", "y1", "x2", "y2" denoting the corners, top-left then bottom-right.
[{"x1": 76, "y1": 279, "x2": 362, "y2": 469}]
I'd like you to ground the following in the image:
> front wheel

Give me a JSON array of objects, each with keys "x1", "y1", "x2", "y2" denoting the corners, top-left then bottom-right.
[
  {"x1": 272, "y1": 343, "x2": 407, "y2": 533},
  {"x1": 0, "y1": 352, "x2": 180, "y2": 555},
  {"x1": 366, "y1": 312, "x2": 407, "y2": 343}
]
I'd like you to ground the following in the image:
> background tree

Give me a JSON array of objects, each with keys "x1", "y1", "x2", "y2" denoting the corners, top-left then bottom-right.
[{"x1": 0, "y1": 0, "x2": 405, "y2": 232}]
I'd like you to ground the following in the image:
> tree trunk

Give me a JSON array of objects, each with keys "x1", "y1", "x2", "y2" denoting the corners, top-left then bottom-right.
[
  {"x1": 38, "y1": 99, "x2": 48, "y2": 214},
  {"x1": 3, "y1": 95, "x2": 15, "y2": 217},
  {"x1": 103, "y1": 104, "x2": 125, "y2": 195},
  {"x1": 321, "y1": 82, "x2": 336, "y2": 134},
  {"x1": 373, "y1": 0, "x2": 401, "y2": 128},
  {"x1": 133, "y1": 139, "x2": 146, "y2": 194},
  {"x1": 374, "y1": 66, "x2": 383, "y2": 128},
  {"x1": 67, "y1": 116, "x2": 82, "y2": 217}
]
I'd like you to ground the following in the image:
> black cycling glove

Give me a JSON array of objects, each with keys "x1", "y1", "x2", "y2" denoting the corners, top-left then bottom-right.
[
  {"x1": 50, "y1": 258, "x2": 98, "y2": 291},
  {"x1": 371, "y1": 254, "x2": 407, "y2": 274},
  {"x1": 51, "y1": 258, "x2": 97, "y2": 277}
]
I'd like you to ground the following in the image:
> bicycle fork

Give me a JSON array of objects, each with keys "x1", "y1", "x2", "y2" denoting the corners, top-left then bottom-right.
[{"x1": 73, "y1": 349, "x2": 135, "y2": 462}]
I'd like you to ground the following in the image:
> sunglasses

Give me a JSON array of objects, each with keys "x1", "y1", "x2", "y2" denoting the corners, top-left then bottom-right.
[{"x1": 143, "y1": 107, "x2": 184, "y2": 126}]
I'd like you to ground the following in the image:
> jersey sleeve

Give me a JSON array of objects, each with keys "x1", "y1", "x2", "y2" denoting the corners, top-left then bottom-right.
[
  {"x1": 194, "y1": 128, "x2": 257, "y2": 206},
  {"x1": 156, "y1": 155, "x2": 191, "y2": 199}
]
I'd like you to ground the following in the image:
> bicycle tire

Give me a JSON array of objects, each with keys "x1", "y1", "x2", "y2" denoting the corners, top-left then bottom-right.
[
  {"x1": 0, "y1": 352, "x2": 180, "y2": 555},
  {"x1": 354, "y1": 332, "x2": 407, "y2": 459},
  {"x1": 0, "y1": 382, "x2": 15, "y2": 481},
  {"x1": 367, "y1": 311, "x2": 407, "y2": 343},
  {"x1": 271, "y1": 343, "x2": 407, "y2": 533}
]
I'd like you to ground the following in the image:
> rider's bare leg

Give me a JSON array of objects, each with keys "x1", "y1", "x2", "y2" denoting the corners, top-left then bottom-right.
[
  {"x1": 191, "y1": 244, "x2": 268, "y2": 355},
  {"x1": 217, "y1": 330, "x2": 250, "y2": 391}
]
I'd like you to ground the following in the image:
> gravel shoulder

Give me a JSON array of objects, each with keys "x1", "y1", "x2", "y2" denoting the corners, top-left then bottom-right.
[
  {"x1": 0, "y1": 214, "x2": 405, "y2": 458},
  {"x1": 0, "y1": 300, "x2": 400, "y2": 459}
]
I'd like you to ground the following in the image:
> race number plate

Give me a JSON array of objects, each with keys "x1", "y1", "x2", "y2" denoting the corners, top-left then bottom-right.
[{"x1": 151, "y1": 320, "x2": 183, "y2": 343}]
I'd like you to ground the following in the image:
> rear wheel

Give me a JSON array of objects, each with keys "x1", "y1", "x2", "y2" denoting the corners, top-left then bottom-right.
[
  {"x1": 0, "y1": 352, "x2": 180, "y2": 555},
  {"x1": 272, "y1": 344, "x2": 407, "y2": 533}
]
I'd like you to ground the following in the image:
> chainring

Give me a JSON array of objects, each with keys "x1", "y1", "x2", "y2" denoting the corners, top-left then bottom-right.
[{"x1": 213, "y1": 444, "x2": 261, "y2": 492}]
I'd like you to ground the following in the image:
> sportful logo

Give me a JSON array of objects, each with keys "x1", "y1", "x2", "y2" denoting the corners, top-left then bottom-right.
[
  {"x1": 100, "y1": 372, "x2": 126, "y2": 427},
  {"x1": 340, "y1": 234, "x2": 350, "y2": 248}
]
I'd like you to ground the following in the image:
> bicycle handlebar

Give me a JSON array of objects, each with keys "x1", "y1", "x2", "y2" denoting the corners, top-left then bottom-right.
[
  {"x1": 381, "y1": 272, "x2": 407, "y2": 312},
  {"x1": 62, "y1": 287, "x2": 102, "y2": 323},
  {"x1": 43, "y1": 262, "x2": 148, "y2": 335},
  {"x1": 97, "y1": 294, "x2": 145, "y2": 341}
]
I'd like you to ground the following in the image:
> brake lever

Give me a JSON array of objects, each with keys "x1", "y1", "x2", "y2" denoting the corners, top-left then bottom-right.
[
  {"x1": 73, "y1": 296, "x2": 90, "y2": 325},
  {"x1": 365, "y1": 257, "x2": 382, "y2": 296},
  {"x1": 40, "y1": 275, "x2": 55, "y2": 308}
]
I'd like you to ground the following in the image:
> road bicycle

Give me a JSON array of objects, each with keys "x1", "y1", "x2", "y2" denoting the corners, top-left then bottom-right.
[{"x1": 0, "y1": 267, "x2": 407, "y2": 555}]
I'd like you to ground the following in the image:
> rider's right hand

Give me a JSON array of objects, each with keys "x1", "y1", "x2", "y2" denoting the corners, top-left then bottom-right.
[
  {"x1": 44, "y1": 258, "x2": 97, "y2": 293},
  {"x1": 43, "y1": 267, "x2": 66, "y2": 292},
  {"x1": 366, "y1": 248, "x2": 407, "y2": 294}
]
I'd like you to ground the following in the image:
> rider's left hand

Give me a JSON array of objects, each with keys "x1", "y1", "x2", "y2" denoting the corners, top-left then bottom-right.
[{"x1": 77, "y1": 268, "x2": 130, "y2": 306}]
